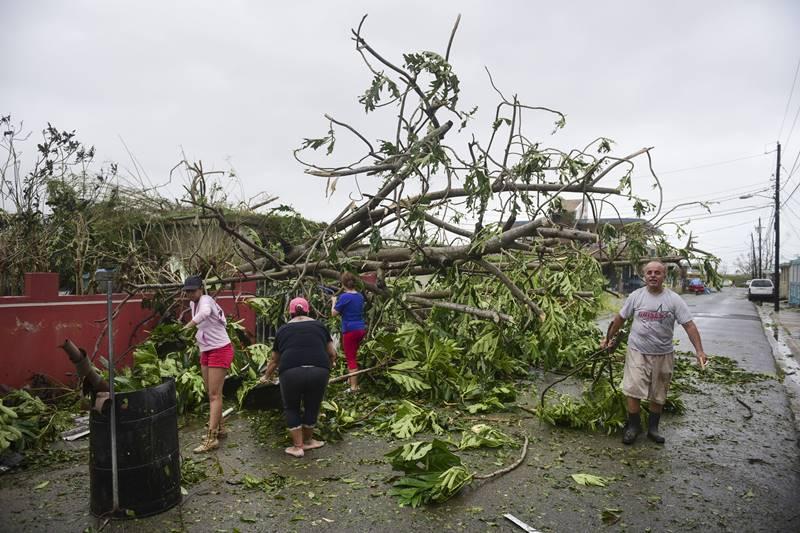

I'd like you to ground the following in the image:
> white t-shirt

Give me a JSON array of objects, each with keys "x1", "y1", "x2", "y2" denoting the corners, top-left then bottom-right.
[{"x1": 619, "y1": 287, "x2": 692, "y2": 355}]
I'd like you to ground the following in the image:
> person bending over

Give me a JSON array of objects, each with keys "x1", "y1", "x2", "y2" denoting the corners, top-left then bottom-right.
[{"x1": 262, "y1": 297, "x2": 337, "y2": 458}]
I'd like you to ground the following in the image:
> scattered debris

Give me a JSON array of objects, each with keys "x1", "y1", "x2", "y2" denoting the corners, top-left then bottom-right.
[
  {"x1": 60, "y1": 415, "x2": 90, "y2": 441},
  {"x1": 735, "y1": 396, "x2": 753, "y2": 419},
  {"x1": 600, "y1": 508, "x2": 623, "y2": 525},
  {"x1": 503, "y1": 513, "x2": 543, "y2": 532},
  {"x1": 571, "y1": 473, "x2": 612, "y2": 487},
  {"x1": 0, "y1": 450, "x2": 23, "y2": 474}
]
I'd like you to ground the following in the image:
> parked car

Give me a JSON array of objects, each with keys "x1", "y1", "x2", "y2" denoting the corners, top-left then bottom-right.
[
  {"x1": 687, "y1": 278, "x2": 705, "y2": 294},
  {"x1": 748, "y1": 278, "x2": 774, "y2": 301}
]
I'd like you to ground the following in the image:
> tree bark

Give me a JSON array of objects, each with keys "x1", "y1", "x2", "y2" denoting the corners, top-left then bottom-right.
[{"x1": 406, "y1": 295, "x2": 513, "y2": 322}]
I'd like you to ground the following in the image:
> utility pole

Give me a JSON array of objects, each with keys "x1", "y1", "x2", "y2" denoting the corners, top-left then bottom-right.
[
  {"x1": 775, "y1": 142, "x2": 781, "y2": 312},
  {"x1": 751, "y1": 233, "x2": 757, "y2": 279},
  {"x1": 756, "y1": 217, "x2": 763, "y2": 279}
]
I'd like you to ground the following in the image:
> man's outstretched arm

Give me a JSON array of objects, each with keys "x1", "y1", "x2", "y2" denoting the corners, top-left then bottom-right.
[
  {"x1": 601, "y1": 314, "x2": 625, "y2": 349},
  {"x1": 681, "y1": 320, "x2": 707, "y2": 368}
]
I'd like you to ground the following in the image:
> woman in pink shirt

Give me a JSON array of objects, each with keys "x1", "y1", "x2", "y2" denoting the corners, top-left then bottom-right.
[{"x1": 182, "y1": 276, "x2": 234, "y2": 453}]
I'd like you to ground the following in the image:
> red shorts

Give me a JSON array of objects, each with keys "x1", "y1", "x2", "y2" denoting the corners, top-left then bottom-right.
[
  {"x1": 342, "y1": 330, "x2": 366, "y2": 370},
  {"x1": 200, "y1": 343, "x2": 234, "y2": 369}
]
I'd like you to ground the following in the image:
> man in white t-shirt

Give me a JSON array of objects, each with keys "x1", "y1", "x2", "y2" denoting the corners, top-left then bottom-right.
[{"x1": 602, "y1": 261, "x2": 707, "y2": 445}]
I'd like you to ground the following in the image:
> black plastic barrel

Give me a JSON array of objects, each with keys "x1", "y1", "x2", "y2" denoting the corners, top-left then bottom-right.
[
  {"x1": 89, "y1": 378, "x2": 181, "y2": 518},
  {"x1": 240, "y1": 382, "x2": 283, "y2": 410}
]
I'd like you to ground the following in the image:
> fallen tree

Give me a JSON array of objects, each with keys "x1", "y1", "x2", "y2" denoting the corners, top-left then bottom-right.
[
  {"x1": 118, "y1": 16, "x2": 724, "y2": 505},
  {"x1": 3, "y1": 15, "x2": 726, "y2": 505}
]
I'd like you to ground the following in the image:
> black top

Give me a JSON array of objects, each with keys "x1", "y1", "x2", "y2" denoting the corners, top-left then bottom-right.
[{"x1": 273, "y1": 320, "x2": 332, "y2": 374}]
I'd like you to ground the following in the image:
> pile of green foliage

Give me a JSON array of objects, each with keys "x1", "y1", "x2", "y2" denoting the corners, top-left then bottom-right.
[
  {"x1": 386, "y1": 440, "x2": 474, "y2": 507},
  {"x1": 384, "y1": 424, "x2": 519, "y2": 507},
  {"x1": 0, "y1": 390, "x2": 73, "y2": 453},
  {"x1": 111, "y1": 318, "x2": 270, "y2": 415}
]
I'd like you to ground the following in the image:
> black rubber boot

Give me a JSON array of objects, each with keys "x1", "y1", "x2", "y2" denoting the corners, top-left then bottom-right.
[
  {"x1": 647, "y1": 412, "x2": 665, "y2": 444},
  {"x1": 622, "y1": 412, "x2": 641, "y2": 445}
]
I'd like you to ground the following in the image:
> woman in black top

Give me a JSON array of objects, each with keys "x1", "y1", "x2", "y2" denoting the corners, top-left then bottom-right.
[{"x1": 261, "y1": 297, "x2": 337, "y2": 458}]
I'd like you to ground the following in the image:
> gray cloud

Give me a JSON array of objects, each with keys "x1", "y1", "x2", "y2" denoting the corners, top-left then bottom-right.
[{"x1": 2, "y1": 0, "x2": 798, "y2": 270}]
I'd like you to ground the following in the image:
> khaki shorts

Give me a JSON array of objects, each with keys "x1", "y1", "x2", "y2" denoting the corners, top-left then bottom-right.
[{"x1": 622, "y1": 346, "x2": 674, "y2": 404}]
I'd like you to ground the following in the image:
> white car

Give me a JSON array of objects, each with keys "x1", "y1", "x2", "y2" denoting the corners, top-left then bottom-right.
[{"x1": 747, "y1": 278, "x2": 774, "y2": 301}]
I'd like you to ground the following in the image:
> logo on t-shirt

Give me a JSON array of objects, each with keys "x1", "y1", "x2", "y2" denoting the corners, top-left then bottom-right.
[{"x1": 637, "y1": 304, "x2": 673, "y2": 323}]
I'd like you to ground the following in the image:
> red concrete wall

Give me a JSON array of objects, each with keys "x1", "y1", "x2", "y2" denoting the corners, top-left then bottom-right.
[{"x1": 0, "y1": 273, "x2": 257, "y2": 389}]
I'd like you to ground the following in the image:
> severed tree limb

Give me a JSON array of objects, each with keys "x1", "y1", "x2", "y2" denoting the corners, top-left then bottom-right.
[
  {"x1": 305, "y1": 162, "x2": 400, "y2": 178},
  {"x1": 474, "y1": 258, "x2": 543, "y2": 318},
  {"x1": 536, "y1": 227, "x2": 597, "y2": 242},
  {"x1": 596, "y1": 255, "x2": 686, "y2": 266},
  {"x1": 406, "y1": 290, "x2": 452, "y2": 299},
  {"x1": 532, "y1": 288, "x2": 594, "y2": 298},
  {"x1": 184, "y1": 200, "x2": 283, "y2": 269},
  {"x1": 444, "y1": 13, "x2": 461, "y2": 62},
  {"x1": 473, "y1": 435, "x2": 530, "y2": 480},
  {"x1": 406, "y1": 295, "x2": 513, "y2": 323},
  {"x1": 324, "y1": 113, "x2": 381, "y2": 159},
  {"x1": 324, "y1": 181, "x2": 618, "y2": 246},
  {"x1": 587, "y1": 147, "x2": 652, "y2": 186},
  {"x1": 352, "y1": 23, "x2": 441, "y2": 129},
  {"x1": 332, "y1": 120, "x2": 454, "y2": 233},
  {"x1": 90, "y1": 291, "x2": 134, "y2": 361},
  {"x1": 329, "y1": 362, "x2": 390, "y2": 384},
  {"x1": 423, "y1": 212, "x2": 474, "y2": 238}
]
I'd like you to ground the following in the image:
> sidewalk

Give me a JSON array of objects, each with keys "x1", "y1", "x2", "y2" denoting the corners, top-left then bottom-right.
[{"x1": 757, "y1": 303, "x2": 800, "y2": 436}]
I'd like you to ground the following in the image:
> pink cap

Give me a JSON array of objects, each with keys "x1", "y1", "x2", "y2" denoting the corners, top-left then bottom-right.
[{"x1": 288, "y1": 297, "x2": 309, "y2": 316}]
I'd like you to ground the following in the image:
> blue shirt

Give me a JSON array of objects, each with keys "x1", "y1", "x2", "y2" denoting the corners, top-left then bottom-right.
[{"x1": 335, "y1": 292, "x2": 366, "y2": 333}]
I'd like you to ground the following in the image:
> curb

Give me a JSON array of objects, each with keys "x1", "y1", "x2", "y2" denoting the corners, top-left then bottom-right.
[{"x1": 756, "y1": 306, "x2": 800, "y2": 440}]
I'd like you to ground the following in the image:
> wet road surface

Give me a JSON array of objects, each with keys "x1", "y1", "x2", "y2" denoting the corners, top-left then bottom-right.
[{"x1": 1, "y1": 288, "x2": 798, "y2": 532}]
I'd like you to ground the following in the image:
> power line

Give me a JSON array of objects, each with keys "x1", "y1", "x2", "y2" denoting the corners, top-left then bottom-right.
[
  {"x1": 661, "y1": 203, "x2": 771, "y2": 223},
  {"x1": 785, "y1": 146, "x2": 800, "y2": 181},
  {"x1": 631, "y1": 153, "x2": 769, "y2": 183},
  {"x1": 695, "y1": 218, "x2": 760, "y2": 235},
  {"x1": 780, "y1": 202, "x2": 800, "y2": 245},
  {"x1": 783, "y1": 104, "x2": 800, "y2": 154},
  {"x1": 659, "y1": 182, "x2": 772, "y2": 207},
  {"x1": 663, "y1": 185, "x2": 772, "y2": 213},
  {"x1": 781, "y1": 164, "x2": 800, "y2": 207},
  {"x1": 778, "y1": 55, "x2": 800, "y2": 140},
  {"x1": 784, "y1": 195, "x2": 800, "y2": 224}
]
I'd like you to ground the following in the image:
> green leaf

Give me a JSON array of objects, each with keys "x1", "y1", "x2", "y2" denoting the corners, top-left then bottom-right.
[
  {"x1": 571, "y1": 473, "x2": 611, "y2": 487},
  {"x1": 601, "y1": 508, "x2": 622, "y2": 525},
  {"x1": 389, "y1": 360, "x2": 420, "y2": 371},
  {"x1": 387, "y1": 372, "x2": 431, "y2": 393}
]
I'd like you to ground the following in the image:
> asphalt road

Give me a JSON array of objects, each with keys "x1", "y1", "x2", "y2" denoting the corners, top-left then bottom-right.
[
  {"x1": 1, "y1": 287, "x2": 798, "y2": 532},
  {"x1": 676, "y1": 287, "x2": 776, "y2": 374}
]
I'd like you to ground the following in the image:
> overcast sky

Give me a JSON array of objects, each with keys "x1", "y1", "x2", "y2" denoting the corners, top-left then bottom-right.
[{"x1": 2, "y1": 1, "x2": 799, "y2": 272}]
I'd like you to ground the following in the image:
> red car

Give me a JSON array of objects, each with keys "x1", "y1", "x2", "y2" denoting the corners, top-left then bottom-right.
[{"x1": 687, "y1": 278, "x2": 705, "y2": 294}]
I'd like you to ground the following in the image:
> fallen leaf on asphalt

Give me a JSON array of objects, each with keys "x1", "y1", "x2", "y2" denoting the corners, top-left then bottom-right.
[
  {"x1": 571, "y1": 473, "x2": 610, "y2": 487},
  {"x1": 601, "y1": 508, "x2": 622, "y2": 525},
  {"x1": 33, "y1": 481, "x2": 50, "y2": 490}
]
